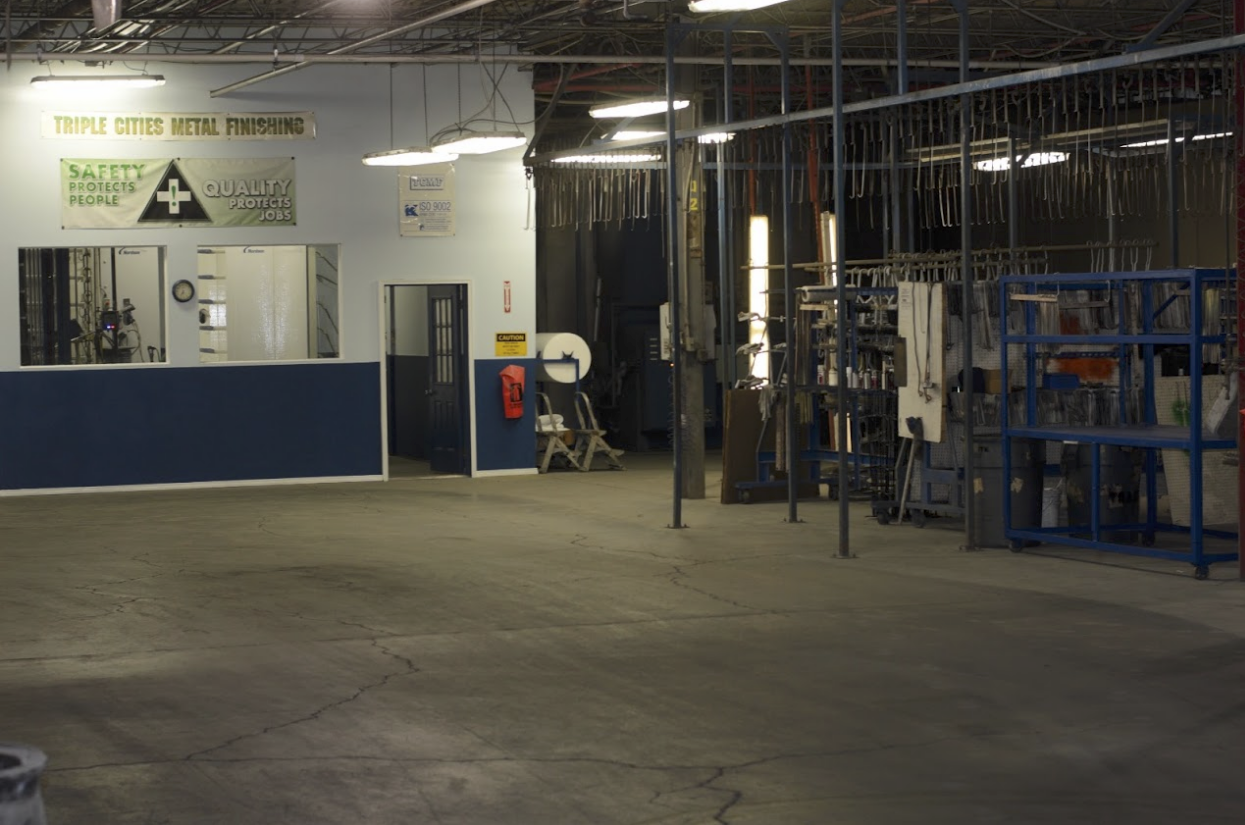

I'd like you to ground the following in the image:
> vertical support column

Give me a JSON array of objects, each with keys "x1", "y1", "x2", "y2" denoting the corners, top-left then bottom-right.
[
  {"x1": 1236, "y1": 0, "x2": 1245, "y2": 580},
  {"x1": 1107, "y1": 163, "x2": 1119, "y2": 272},
  {"x1": 1007, "y1": 135, "x2": 1019, "y2": 269},
  {"x1": 780, "y1": 34, "x2": 799, "y2": 523},
  {"x1": 898, "y1": 0, "x2": 915, "y2": 254},
  {"x1": 665, "y1": 22, "x2": 685, "y2": 528},
  {"x1": 1167, "y1": 117, "x2": 1181, "y2": 267},
  {"x1": 833, "y1": 0, "x2": 851, "y2": 556},
  {"x1": 955, "y1": 0, "x2": 976, "y2": 550},
  {"x1": 717, "y1": 29, "x2": 736, "y2": 389}
]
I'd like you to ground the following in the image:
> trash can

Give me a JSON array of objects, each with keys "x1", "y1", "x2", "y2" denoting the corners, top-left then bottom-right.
[
  {"x1": 1062, "y1": 443, "x2": 1140, "y2": 542},
  {"x1": 0, "y1": 744, "x2": 47, "y2": 825},
  {"x1": 973, "y1": 437, "x2": 1044, "y2": 548}
]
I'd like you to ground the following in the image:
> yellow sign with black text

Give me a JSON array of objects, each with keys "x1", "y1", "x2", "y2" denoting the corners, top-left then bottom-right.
[{"x1": 495, "y1": 332, "x2": 528, "y2": 356}]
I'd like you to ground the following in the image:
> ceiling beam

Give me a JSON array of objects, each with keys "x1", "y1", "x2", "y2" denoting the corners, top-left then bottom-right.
[{"x1": 1127, "y1": 0, "x2": 1200, "y2": 52}]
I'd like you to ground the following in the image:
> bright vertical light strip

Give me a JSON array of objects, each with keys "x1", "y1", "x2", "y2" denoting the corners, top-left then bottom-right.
[
  {"x1": 748, "y1": 215, "x2": 770, "y2": 382},
  {"x1": 820, "y1": 212, "x2": 838, "y2": 287}
]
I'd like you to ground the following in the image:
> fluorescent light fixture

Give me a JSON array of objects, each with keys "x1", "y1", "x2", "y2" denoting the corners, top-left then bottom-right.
[
  {"x1": 748, "y1": 215, "x2": 771, "y2": 383},
  {"x1": 590, "y1": 98, "x2": 691, "y2": 119},
  {"x1": 689, "y1": 0, "x2": 791, "y2": 11},
  {"x1": 31, "y1": 74, "x2": 165, "y2": 90},
  {"x1": 432, "y1": 130, "x2": 527, "y2": 155},
  {"x1": 1122, "y1": 137, "x2": 1178, "y2": 149},
  {"x1": 362, "y1": 147, "x2": 457, "y2": 167},
  {"x1": 553, "y1": 153, "x2": 661, "y2": 164},
  {"x1": 610, "y1": 130, "x2": 666, "y2": 141},
  {"x1": 974, "y1": 151, "x2": 1068, "y2": 172},
  {"x1": 1122, "y1": 131, "x2": 1232, "y2": 148},
  {"x1": 698, "y1": 132, "x2": 735, "y2": 144}
]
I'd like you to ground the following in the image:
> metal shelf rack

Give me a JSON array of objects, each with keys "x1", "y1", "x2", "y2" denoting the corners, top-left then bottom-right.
[
  {"x1": 736, "y1": 286, "x2": 899, "y2": 503},
  {"x1": 1000, "y1": 268, "x2": 1238, "y2": 578}
]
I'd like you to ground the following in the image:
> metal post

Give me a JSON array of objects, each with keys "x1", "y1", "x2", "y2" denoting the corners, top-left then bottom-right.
[
  {"x1": 833, "y1": 0, "x2": 851, "y2": 555},
  {"x1": 1108, "y1": 167, "x2": 1118, "y2": 271},
  {"x1": 1007, "y1": 135, "x2": 1019, "y2": 271},
  {"x1": 780, "y1": 36, "x2": 799, "y2": 523},
  {"x1": 718, "y1": 30, "x2": 736, "y2": 388},
  {"x1": 898, "y1": 0, "x2": 914, "y2": 253},
  {"x1": 665, "y1": 23, "x2": 685, "y2": 528},
  {"x1": 1167, "y1": 117, "x2": 1180, "y2": 267},
  {"x1": 956, "y1": 0, "x2": 975, "y2": 550},
  {"x1": 1235, "y1": 0, "x2": 1245, "y2": 581}
]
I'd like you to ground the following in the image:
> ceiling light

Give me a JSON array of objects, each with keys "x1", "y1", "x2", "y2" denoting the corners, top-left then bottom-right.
[
  {"x1": 1123, "y1": 131, "x2": 1233, "y2": 148},
  {"x1": 362, "y1": 147, "x2": 457, "y2": 167},
  {"x1": 31, "y1": 74, "x2": 165, "y2": 90},
  {"x1": 432, "y1": 130, "x2": 527, "y2": 155},
  {"x1": 1121, "y1": 137, "x2": 1180, "y2": 149},
  {"x1": 689, "y1": 0, "x2": 792, "y2": 11},
  {"x1": 590, "y1": 98, "x2": 691, "y2": 119},
  {"x1": 698, "y1": 132, "x2": 735, "y2": 144},
  {"x1": 553, "y1": 153, "x2": 661, "y2": 164},
  {"x1": 610, "y1": 130, "x2": 667, "y2": 141},
  {"x1": 974, "y1": 152, "x2": 1068, "y2": 172}
]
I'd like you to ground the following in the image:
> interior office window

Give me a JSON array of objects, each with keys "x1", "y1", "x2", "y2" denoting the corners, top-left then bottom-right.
[
  {"x1": 19, "y1": 246, "x2": 166, "y2": 366},
  {"x1": 197, "y1": 245, "x2": 340, "y2": 362}
]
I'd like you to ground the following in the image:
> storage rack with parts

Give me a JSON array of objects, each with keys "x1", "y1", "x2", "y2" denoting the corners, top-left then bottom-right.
[
  {"x1": 737, "y1": 285, "x2": 899, "y2": 503},
  {"x1": 999, "y1": 268, "x2": 1239, "y2": 578}
]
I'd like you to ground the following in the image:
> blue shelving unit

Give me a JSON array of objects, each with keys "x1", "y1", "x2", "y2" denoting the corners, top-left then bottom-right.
[{"x1": 1000, "y1": 268, "x2": 1238, "y2": 578}]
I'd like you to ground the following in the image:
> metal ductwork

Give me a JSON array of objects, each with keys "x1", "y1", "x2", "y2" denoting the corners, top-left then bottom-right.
[{"x1": 91, "y1": 0, "x2": 121, "y2": 30}]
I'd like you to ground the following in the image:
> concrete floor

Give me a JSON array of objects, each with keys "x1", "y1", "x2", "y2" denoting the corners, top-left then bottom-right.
[{"x1": 3, "y1": 455, "x2": 1244, "y2": 824}]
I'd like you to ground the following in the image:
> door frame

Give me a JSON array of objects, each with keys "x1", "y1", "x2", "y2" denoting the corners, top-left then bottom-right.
[{"x1": 378, "y1": 279, "x2": 476, "y2": 480}]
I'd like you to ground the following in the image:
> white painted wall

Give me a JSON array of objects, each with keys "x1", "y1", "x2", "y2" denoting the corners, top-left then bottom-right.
[{"x1": 0, "y1": 61, "x2": 536, "y2": 372}]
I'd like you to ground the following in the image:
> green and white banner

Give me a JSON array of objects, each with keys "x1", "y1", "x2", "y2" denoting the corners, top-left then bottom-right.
[
  {"x1": 43, "y1": 112, "x2": 315, "y2": 141},
  {"x1": 61, "y1": 157, "x2": 296, "y2": 229}
]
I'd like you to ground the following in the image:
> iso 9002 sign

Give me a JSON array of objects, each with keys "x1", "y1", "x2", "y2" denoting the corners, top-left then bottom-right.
[{"x1": 399, "y1": 163, "x2": 455, "y2": 237}]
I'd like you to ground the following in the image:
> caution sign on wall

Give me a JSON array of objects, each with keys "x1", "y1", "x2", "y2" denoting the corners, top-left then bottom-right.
[
  {"x1": 495, "y1": 332, "x2": 527, "y2": 356},
  {"x1": 61, "y1": 157, "x2": 296, "y2": 229}
]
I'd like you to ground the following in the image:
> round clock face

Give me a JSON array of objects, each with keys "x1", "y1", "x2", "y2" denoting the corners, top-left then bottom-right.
[{"x1": 172, "y1": 279, "x2": 196, "y2": 303}]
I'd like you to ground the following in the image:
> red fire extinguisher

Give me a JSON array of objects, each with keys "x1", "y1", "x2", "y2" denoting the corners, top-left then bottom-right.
[{"x1": 500, "y1": 364, "x2": 525, "y2": 419}]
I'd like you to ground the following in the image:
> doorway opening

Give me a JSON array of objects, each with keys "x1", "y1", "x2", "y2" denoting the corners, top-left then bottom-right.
[{"x1": 385, "y1": 284, "x2": 471, "y2": 477}]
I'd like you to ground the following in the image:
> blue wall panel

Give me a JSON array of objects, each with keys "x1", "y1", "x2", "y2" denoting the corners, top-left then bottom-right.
[
  {"x1": 0, "y1": 362, "x2": 381, "y2": 490},
  {"x1": 474, "y1": 358, "x2": 536, "y2": 472}
]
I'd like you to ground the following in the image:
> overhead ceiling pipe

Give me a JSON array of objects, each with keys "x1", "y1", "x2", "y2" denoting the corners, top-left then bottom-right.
[
  {"x1": 1, "y1": 49, "x2": 1057, "y2": 70},
  {"x1": 208, "y1": 0, "x2": 507, "y2": 97}
]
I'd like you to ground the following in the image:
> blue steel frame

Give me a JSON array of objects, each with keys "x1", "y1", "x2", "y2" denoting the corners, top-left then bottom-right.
[{"x1": 999, "y1": 268, "x2": 1239, "y2": 574}]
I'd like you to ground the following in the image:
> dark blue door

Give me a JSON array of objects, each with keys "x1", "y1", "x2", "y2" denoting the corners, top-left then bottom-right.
[{"x1": 428, "y1": 285, "x2": 469, "y2": 474}]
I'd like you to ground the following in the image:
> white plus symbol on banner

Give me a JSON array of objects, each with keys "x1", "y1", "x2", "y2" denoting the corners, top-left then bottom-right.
[{"x1": 156, "y1": 178, "x2": 191, "y2": 214}]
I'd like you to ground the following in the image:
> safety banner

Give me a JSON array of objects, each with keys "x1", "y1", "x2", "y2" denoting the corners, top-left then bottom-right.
[
  {"x1": 61, "y1": 157, "x2": 296, "y2": 228},
  {"x1": 42, "y1": 112, "x2": 315, "y2": 141}
]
